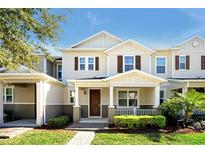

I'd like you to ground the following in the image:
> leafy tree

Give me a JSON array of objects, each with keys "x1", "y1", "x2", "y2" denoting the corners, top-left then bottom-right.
[
  {"x1": 160, "y1": 89, "x2": 205, "y2": 127},
  {"x1": 0, "y1": 8, "x2": 67, "y2": 70}
]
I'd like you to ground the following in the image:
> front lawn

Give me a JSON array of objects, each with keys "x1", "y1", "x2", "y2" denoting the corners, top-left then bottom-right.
[
  {"x1": 0, "y1": 129, "x2": 75, "y2": 145},
  {"x1": 92, "y1": 132, "x2": 205, "y2": 145}
]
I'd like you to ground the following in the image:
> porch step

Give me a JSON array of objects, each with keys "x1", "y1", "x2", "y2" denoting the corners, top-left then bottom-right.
[{"x1": 79, "y1": 118, "x2": 108, "y2": 124}]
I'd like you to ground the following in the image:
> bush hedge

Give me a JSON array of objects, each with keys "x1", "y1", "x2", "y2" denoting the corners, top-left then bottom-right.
[
  {"x1": 113, "y1": 115, "x2": 166, "y2": 129},
  {"x1": 47, "y1": 115, "x2": 69, "y2": 128}
]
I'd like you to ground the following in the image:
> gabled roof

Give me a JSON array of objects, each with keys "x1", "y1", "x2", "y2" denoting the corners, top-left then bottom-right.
[
  {"x1": 104, "y1": 39, "x2": 156, "y2": 53},
  {"x1": 70, "y1": 31, "x2": 123, "y2": 48},
  {"x1": 103, "y1": 69, "x2": 166, "y2": 83},
  {"x1": 0, "y1": 65, "x2": 38, "y2": 73},
  {"x1": 176, "y1": 35, "x2": 205, "y2": 47}
]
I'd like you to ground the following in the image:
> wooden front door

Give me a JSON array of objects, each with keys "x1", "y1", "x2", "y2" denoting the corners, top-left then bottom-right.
[{"x1": 90, "y1": 89, "x2": 101, "y2": 116}]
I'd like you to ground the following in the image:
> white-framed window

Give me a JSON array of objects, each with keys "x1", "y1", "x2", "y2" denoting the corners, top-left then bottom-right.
[
  {"x1": 79, "y1": 57, "x2": 95, "y2": 71},
  {"x1": 69, "y1": 90, "x2": 75, "y2": 103},
  {"x1": 3, "y1": 87, "x2": 14, "y2": 103},
  {"x1": 118, "y1": 89, "x2": 139, "y2": 107},
  {"x1": 88, "y1": 57, "x2": 94, "y2": 71},
  {"x1": 57, "y1": 64, "x2": 62, "y2": 81},
  {"x1": 79, "y1": 57, "x2": 86, "y2": 70},
  {"x1": 156, "y1": 57, "x2": 166, "y2": 74},
  {"x1": 124, "y1": 55, "x2": 134, "y2": 72},
  {"x1": 179, "y1": 55, "x2": 186, "y2": 70},
  {"x1": 160, "y1": 90, "x2": 166, "y2": 104}
]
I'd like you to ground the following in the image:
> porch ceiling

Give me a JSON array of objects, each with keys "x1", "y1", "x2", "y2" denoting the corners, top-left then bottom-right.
[{"x1": 68, "y1": 70, "x2": 166, "y2": 88}]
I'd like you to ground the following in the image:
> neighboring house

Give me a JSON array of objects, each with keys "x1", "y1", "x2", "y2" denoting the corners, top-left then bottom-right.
[{"x1": 1, "y1": 31, "x2": 205, "y2": 126}]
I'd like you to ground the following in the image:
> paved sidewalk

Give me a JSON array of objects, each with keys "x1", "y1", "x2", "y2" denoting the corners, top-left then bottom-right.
[
  {"x1": 66, "y1": 123, "x2": 108, "y2": 131},
  {"x1": 67, "y1": 131, "x2": 95, "y2": 145},
  {"x1": 0, "y1": 127, "x2": 32, "y2": 139}
]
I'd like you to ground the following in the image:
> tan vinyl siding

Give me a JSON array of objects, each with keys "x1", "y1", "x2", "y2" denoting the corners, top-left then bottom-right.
[
  {"x1": 44, "y1": 82, "x2": 65, "y2": 105},
  {"x1": 172, "y1": 51, "x2": 205, "y2": 78},
  {"x1": 13, "y1": 83, "x2": 35, "y2": 103},
  {"x1": 108, "y1": 42, "x2": 151, "y2": 76},
  {"x1": 74, "y1": 33, "x2": 121, "y2": 48},
  {"x1": 151, "y1": 50, "x2": 172, "y2": 78},
  {"x1": 62, "y1": 51, "x2": 107, "y2": 81},
  {"x1": 34, "y1": 55, "x2": 45, "y2": 73}
]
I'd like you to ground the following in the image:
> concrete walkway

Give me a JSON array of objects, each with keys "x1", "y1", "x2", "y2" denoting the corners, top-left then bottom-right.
[
  {"x1": 0, "y1": 127, "x2": 32, "y2": 139},
  {"x1": 67, "y1": 131, "x2": 95, "y2": 145}
]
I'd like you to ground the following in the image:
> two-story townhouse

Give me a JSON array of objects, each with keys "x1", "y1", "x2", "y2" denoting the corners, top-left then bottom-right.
[
  {"x1": 1, "y1": 31, "x2": 205, "y2": 126},
  {"x1": 0, "y1": 54, "x2": 65, "y2": 127},
  {"x1": 61, "y1": 31, "x2": 166, "y2": 123}
]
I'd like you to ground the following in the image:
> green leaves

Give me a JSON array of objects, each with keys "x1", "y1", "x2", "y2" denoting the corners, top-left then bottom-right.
[
  {"x1": 0, "y1": 9, "x2": 67, "y2": 70},
  {"x1": 160, "y1": 89, "x2": 205, "y2": 126}
]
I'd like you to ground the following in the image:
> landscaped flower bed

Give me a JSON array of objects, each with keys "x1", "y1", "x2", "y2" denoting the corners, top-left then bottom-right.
[{"x1": 113, "y1": 115, "x2": 166, "y2": 129}]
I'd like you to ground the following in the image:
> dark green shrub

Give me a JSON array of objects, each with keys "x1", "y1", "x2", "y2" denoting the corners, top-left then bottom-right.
[
  {"x1": 113, "y1": 115, "x2": 166, "y2": 129},
  {"x1": 47, "y1": 115, "x2": 69, "y2": 128}
]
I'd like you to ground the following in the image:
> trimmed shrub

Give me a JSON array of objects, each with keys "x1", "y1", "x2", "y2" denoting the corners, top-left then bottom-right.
[
  {"x1": 47, "y1": 115, "x2": 69, "y2": 128},
  {"x1": 113, "y1": 115, "x2": 166, "y2": 129}
]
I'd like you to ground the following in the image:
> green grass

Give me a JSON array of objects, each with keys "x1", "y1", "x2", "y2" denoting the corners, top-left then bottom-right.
[
  {"x1": 92, "y1": 132, "x2": 205, "y2": 145},
  {"x1": 0, "y1": 129, "x2": 75, "y2": 145}
]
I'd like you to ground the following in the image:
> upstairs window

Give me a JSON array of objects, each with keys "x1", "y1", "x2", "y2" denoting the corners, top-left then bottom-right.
[
  {"x1": 156, "y1": 57, "x2": 166, "y2": 74},
  {"x1": 79, "y1": 57, "x2": 86, "y2": 70},
  {"x1": 3, "y1": 87, "x2": 14, "y2": 103},
  {"x1": 179, "y1": 56, "x2": 186, "y2": 69},
  {"x1": 57, "y1": 64, "x2": 62, "y2": 81},
  {"x1": 124, "y1": 56, "x2": 134, "y2": 72},
  {"x1": 79, "y1": 57, "x2": 95, "y2": 71},
  {"x1": 88, "y1": 57, "x2": 94, "y2": 71}
]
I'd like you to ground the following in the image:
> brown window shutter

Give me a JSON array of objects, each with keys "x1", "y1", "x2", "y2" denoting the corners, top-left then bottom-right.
[
  {"x1": 175, "y1": 55, "x2": 179, "y2": 70},
  {"x1": 117, "y1": 55, "x2": 123, "y2": 73},
  {"x1": 135, "y1": 55, "x2": 141, "y2": 70},
  {"x1": 95, "y1": 57, "x2": 99, "y2": 71},
  {"x1": 74, "y1": 57, "x2": 78, "y2": 71},
  {"x1": 186, "y1": 55, "x2": 190, "y2": 70},
  {"x1": 201, "y1": 56, "x2": 205, "y2": 70}
]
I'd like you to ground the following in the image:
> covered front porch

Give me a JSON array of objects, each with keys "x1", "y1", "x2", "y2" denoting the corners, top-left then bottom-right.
[
  {"x1": 0, "y1": 71, "x2": 65, "y2": 127},
  {"x1": 168, "y1": 78, "x2": 205, "y2": 96},
  {"x1": 69, "y1": 69, "x2": 166, "y2": 123}
]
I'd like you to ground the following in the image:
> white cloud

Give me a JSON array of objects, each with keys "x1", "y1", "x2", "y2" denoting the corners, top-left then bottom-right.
[{"x1": 87, "y1": 11, "x2": 101, "y2": 29}]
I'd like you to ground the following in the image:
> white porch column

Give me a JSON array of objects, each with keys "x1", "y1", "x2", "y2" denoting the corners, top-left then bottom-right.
[
  {"x1": 109, "y1": 86, "x2": 114, "y2": 107},
  {"x1": 0, "y1": 83, "x2": 3, "y2": 124},
  {"x1": 36, "y1": 81, "x2": 44, "y2": 126},
  {"x1": 108, "y1": 86, "x2": 115, "y2": 123},
  {"x1": 154, "y1": 85, "x2": 160, "y2": 108},
  {"x1": 182, "y1": 87, "x2": 188, "y2": 94},
  {"x1": 74, "y1": 86, "x2": 79, "y2": 107},
  {"x1": 73, "y1": 85, "x2": 80, "y2": 122}
]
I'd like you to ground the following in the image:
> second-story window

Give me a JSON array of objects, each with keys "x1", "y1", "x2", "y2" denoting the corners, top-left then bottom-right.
[
  {"x1": 79, "y1": 57, "x2": 95, "y2": 71},
  {"x1": 179, "y1": 56, "x2": 186, "y2": 69},
  {"x1": 57, "y1": 64, "x2": 62, "y2": 81},
  {"x1": 88, "y1": 57, "x2": 94, "y2": 71},
  {"x1": 124, "y1": 56, "x2": 134, "y2": 72},
  {"x1": 79, "y1": 57, "x2": 86, "y2": 70},
  {"x1": 156, "y1": 57, "x2": 166, "y2": 74}
]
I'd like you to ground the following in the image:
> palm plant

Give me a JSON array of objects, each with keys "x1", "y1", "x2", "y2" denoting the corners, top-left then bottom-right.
[{"x1": 160, "y1": 89, "x2": 205, "y2": 127}]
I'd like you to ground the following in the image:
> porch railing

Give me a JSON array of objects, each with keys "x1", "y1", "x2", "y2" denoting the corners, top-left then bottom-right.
[
  {"x1": 115, "y1": 108, "x2": 160, "y2": 116},
  {"x1": 114, "y1": 108, "x2": 205, "y2": 117}
]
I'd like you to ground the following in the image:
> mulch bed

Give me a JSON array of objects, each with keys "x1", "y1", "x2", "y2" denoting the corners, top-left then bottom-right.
[{"x1": 96, "y1": 125, "x2": 200, "y2": 134}]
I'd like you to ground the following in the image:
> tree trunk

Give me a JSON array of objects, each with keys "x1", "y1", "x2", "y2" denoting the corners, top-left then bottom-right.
[{"x1": 183, "y1": 110, "x2": 190, "y2": 127}]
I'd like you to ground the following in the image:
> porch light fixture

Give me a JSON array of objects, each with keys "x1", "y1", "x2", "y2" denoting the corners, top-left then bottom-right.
[{"x1": 82, "y1": 88, "x2": 87, "y2": 95}]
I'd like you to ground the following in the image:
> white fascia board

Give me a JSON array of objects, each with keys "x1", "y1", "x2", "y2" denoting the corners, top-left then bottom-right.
[
  {"x1": 69, "y1": 31, "x2": 123, "y2": 48},
  {"x1": 176, "y1": 35, "x2": 205, "y2": 47},
  {"x1": 104, "y1": 39, "x2": 156, "y2": 54}
]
